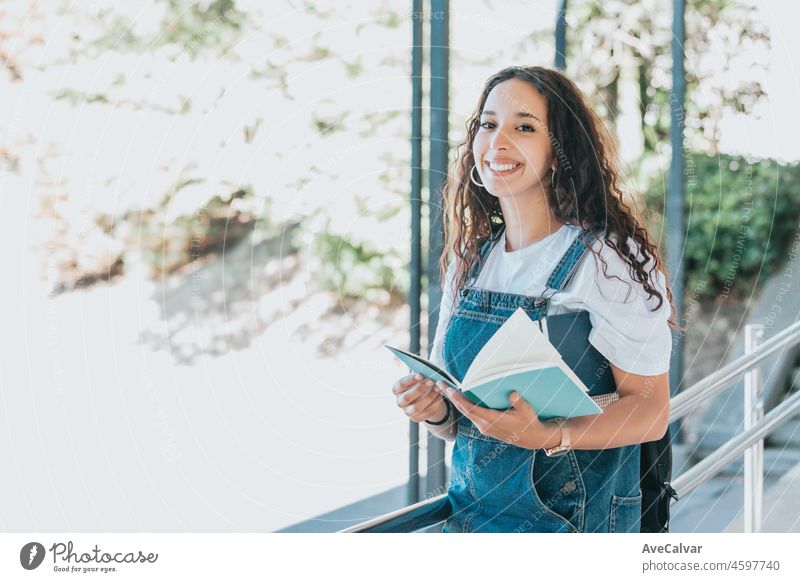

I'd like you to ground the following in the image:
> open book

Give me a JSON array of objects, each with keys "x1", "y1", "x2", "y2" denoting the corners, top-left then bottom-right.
[{"x1": 385, "y1": 307, "x2": 602, "y2": 421}]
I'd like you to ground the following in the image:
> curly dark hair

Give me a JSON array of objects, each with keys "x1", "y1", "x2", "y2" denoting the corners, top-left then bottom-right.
[{"x1": 439, "y1": 65, "x2": 681, "y2": 332}]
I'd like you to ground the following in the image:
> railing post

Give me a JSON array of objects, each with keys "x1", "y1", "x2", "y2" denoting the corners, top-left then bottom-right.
[{"x1": 743, "y1": 323, "x2": 765, "y2": 533}]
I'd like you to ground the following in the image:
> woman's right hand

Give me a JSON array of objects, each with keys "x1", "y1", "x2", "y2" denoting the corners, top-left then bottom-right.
[{"x1": 392, "y1": 373, "x2": 449, "y2": 423}]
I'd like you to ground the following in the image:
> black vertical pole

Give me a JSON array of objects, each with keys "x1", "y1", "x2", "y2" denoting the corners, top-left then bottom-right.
[
  {"x1": 427, "y1": 0, "x2": 449, "y2": 495},
  {"x1": 555, "y1": 0, "x2": 568, "y2": 70},
  {"x1": 668, "y1": 0, "x2": 686, "y2": 439},
  {"x1": 408, "y1": 0, "x2": 424, "y2": 504}
]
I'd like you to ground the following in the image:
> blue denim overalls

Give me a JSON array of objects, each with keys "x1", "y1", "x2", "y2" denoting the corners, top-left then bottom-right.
[{"x1": 441, "y1": 225, "x2": 641, "y2": 533}]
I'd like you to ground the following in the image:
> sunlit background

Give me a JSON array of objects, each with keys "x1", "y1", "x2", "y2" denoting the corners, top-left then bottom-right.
[{"x1": 2, "y1": 0, "x2": 800, "y2": 532}]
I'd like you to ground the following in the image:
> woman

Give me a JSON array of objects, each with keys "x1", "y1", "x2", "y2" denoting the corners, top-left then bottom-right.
[{"x1": 392, "y1": 65, "x2": 681, "y2": 533}]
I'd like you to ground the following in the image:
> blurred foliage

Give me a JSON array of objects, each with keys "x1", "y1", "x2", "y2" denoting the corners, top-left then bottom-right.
[
  {"x1": 312, "y1": 232, "x2": 397, "y2": 304},
  {"x1": 158, "y1": 0, "x2": 246, "y2": 56},
  {"x1": 128, "y1": 187, "x2": 273, "y2": 276},
  {"x1": 3, "y1": 0, "x2": 412, "y2": 299},
  {"x1": 643, "y1": 152, "x2": 800, "y2": 301},
  {"x1": 555, "y1": 0, "x2": 769, "y2": 155},
  {"x1": 7, "y1": 0, "x2": 795, "y2": 313},
  {"x1": 311, "y1": 208, "x2": 409, "y2": 307},
  {"x1": 89, "y1": 0, "x2": 247, "y2": 56}
]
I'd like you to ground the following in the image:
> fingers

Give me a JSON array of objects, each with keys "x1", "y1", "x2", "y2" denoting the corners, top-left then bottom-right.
[
  {"x1": 412, "y1": 397, "x2": 447, "y2": 422},
  {"x1": 509, "y1": 391, "x2": 534, "y2": 414},
  {"x1": 392, "y1": 373, "x2": 425, "y2": 395},
  {"x1": 396, "y1": 378, "x2": 437, "y2": 407},
  {"x1": 440, "y1": 383, "x2": 480, "y2": 417},
  {"x1": 406, "y1": 395, "x2": 447, "y2": 423},
  {"x1": 438, "y1": 382, "x2": 496, "y2": 427},
  {"x1": 399, "y1": 387, "x2": 443, "y2": 421},
  {"x1": 393, "y1": 374, "x2": 452, "y2": 422}
]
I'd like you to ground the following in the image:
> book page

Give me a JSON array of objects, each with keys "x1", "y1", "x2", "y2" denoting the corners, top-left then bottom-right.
[
  {"x1": 464, "y1": 361, "x2": 554, "y2": 389},
  {"x1": 462, "y1": 307, "x2": 562, "y2": 387}
]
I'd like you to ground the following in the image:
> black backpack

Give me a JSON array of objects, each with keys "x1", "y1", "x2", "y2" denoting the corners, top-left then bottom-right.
[
  {"x1": 640, "y1": 428, "x2": 679, "y2": 532},
  {"x1": 560, "y1": 227, "x2": 679, "y2": 533}
]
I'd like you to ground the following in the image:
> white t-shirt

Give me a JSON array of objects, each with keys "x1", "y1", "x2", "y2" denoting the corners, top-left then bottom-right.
[{"x1": 430, "y1": 224, "x2": 673, "y2": 376}]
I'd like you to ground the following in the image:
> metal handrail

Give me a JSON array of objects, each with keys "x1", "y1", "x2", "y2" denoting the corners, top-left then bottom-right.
[
  {"x1": 341, "y1": 320, "x2": 800, "y2": 533},
  {"x1": 671, "y1": 388, "x2": 800, "y2": 498},
  {"x1": 338, "y1": 493, "x2": 451, "y2": 533},
  {"x1": 669, "y1": 320, "x2": 800, "y2": 422},
  {"x1": 743, "y1": 325, "x2": 765, "y2": 533}
]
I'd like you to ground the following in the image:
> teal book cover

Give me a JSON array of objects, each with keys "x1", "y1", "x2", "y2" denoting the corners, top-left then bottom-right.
[{"x1": 385, "y1": 307, "x2": 602, "y2": 421}]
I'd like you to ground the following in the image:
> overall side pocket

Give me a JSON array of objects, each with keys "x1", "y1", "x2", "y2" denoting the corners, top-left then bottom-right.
[
  {"x1": 609, "y1": 490, "x2": 642, "y2": 533},
  {"x1": 530, "y1": 450, "x2": 586, "y2": 532}
]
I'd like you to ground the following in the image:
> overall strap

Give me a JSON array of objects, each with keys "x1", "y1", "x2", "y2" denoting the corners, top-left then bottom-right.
[
  {"x1": 537, "y1": 228, "x2": 599, "y2": 317},
  {"x1": 545, "y1": 229, "x2": 598, "y2": 292},
  {"x1": 465, "y1": 224, "x2": 505, "y2": 287},
  {"x1": 465, "y1": 224, "x2": 599, "y2": 294}
]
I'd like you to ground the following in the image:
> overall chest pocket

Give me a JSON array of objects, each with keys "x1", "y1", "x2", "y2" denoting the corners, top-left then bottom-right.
[{"x1": 446, "y1": 300, "x2": 546, "y2": 339}]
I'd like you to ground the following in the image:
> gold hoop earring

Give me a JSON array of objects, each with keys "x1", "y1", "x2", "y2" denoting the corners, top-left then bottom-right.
[{"x1": 470, "y1": 164, "x2": 484, "y2": 188}]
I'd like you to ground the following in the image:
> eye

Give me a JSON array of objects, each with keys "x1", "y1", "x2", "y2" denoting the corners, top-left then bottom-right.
[{"x1": 478, "y1": 120, "x2": 535, "y2": 133}]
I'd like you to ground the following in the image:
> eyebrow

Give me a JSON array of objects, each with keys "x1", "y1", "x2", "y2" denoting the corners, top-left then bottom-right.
[{"x1": 480, "y1": 110, "x2": 542, "y2": 123}]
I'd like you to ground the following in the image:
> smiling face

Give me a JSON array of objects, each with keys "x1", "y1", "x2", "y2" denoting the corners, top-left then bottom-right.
[{"x1": 472, "y1": 78, "x2": 554, "y2": 200}]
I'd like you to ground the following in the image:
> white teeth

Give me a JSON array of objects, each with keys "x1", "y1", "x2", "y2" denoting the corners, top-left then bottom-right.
[{"x1": 488, "y1": 162, "x2": 519, "y2": 172}]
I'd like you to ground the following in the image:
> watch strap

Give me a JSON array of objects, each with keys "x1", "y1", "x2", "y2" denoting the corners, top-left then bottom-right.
[{"x1": 544, "y1": 418, "x2": 571, "y2": 456}]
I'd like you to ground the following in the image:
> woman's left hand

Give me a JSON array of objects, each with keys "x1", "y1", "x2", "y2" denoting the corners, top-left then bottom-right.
[{"x1": 436, "y1": 381, "x2": 556, "y2": 449}]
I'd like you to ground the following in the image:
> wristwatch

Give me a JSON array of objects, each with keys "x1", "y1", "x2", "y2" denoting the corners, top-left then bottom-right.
[{"x1": 544, "y1": 418, "x2": 571, "y2": 457}]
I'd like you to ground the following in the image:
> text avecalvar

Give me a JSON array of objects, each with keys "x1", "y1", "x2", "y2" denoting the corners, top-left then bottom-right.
[{"x1": 642, "y1": 544, "x2": 702, "y2": 554}]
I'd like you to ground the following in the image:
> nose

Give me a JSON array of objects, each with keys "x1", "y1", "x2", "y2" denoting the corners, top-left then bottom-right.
[{"x1": 489, "y1": 127, "x2": 511, "y2": 150}]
